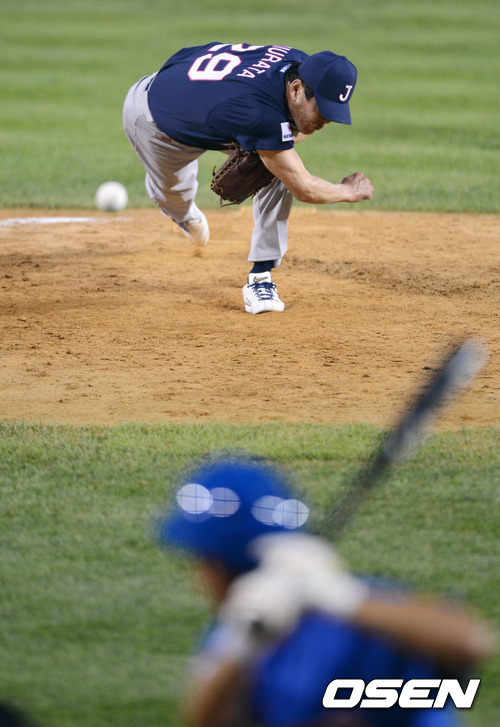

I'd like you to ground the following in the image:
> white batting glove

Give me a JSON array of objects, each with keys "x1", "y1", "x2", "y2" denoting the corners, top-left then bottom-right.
[
  {"x1": 220, "y1": 566, "x2": 304, "y2": 640},
  {"x1": 249, "y1": 532, "x2": 369, "y2": 620}
]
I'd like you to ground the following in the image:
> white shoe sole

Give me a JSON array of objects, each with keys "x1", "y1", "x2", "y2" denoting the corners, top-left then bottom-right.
[
  {"x1": 244, "y1": 302, "x2": 285, "y2": 314},
  {"x1": 242, "y1": 286, "x2": 285, "y2": 315}
]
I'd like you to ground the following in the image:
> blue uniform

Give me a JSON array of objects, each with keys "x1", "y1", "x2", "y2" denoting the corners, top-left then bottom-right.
[
  {"x1": 147, "y1": 43, "x2": 308, "y2": 151},
  {"x1": 252, "y1": 614, "x2": 463, "y2": 727},
  {"x1": 200, "y1": 612, "x2": 463, "y2": 727}
]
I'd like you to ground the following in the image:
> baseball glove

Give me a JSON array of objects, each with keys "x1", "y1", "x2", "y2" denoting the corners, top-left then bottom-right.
[{"x1": 211, "y1": 146, "x2": 275, "y2": 206}]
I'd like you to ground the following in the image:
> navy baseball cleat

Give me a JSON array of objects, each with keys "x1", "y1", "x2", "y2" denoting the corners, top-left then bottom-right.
[{"x1": 243, "y1": 272, "x2": 285, "y2": 315}]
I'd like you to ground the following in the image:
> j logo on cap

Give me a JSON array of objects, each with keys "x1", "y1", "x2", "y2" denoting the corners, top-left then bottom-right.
[{"x1": 339, "y1": 84, "x2": 353, "y2": 102}]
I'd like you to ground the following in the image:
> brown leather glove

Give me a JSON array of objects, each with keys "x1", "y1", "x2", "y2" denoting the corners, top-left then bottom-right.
[{"x1": 211, "y1": 147, "x2": 275, "y2": 206}]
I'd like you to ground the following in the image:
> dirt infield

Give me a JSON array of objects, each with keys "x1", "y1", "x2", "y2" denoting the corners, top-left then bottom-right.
[{"x1": 0, "y1": 208, "x2": 498, "y2": 429}]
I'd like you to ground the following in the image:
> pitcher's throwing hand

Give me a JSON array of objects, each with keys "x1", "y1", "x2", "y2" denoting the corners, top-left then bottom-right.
[{"x1": 342, "y1": 171, "x2": 374, "y2": 201}]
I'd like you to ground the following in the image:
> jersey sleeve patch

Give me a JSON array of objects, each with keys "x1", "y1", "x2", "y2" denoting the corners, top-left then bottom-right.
[{"x1": 281, "y1": 122, "x2": 293, "y2": 142}]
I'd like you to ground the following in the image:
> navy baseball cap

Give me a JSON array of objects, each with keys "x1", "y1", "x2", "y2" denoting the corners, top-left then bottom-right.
[
  {"x1": 298, "y1": 51, "x2": 357, "y2": 125},
  {"x1": 156, "y1": 457, "x2": 310, "y2": 573}
]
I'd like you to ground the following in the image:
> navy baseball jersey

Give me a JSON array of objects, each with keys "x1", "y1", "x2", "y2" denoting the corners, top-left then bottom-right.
[{"x1": 147, "y1": 43, "x2": 308, "y2": 151}]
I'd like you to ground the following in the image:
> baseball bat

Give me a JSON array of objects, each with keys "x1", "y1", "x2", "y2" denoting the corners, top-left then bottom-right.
[{"x1": 316, "y1": 338, "x2": 489, "y2": 540}]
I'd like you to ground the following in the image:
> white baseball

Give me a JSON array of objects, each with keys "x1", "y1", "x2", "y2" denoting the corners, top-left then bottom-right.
[{"x1": 95, "y1": 181, "x2": 128, "y2": 212}]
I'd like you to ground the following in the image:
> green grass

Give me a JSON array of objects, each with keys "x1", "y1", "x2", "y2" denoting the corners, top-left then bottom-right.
[
  {"x1": 1, "y1": 0, "x2": 498, "y2": 211},
  {"x1": 1, "y1": 421, "x2": 498, "y2": 727}
]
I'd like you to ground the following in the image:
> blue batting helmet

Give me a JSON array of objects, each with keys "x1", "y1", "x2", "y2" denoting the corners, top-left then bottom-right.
[{"x1": 157, "y1": 457, "x2": 310, "y2": 572}]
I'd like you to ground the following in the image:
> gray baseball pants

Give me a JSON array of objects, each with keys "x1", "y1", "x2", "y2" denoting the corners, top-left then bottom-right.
[{"x1": 122, "y1": 74, "x2": 293, "y2": 267}]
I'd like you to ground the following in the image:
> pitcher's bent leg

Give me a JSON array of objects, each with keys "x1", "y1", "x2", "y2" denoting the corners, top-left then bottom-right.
[{"x1": 123, "y1": 75, "x2": 205, "y2": 224}]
